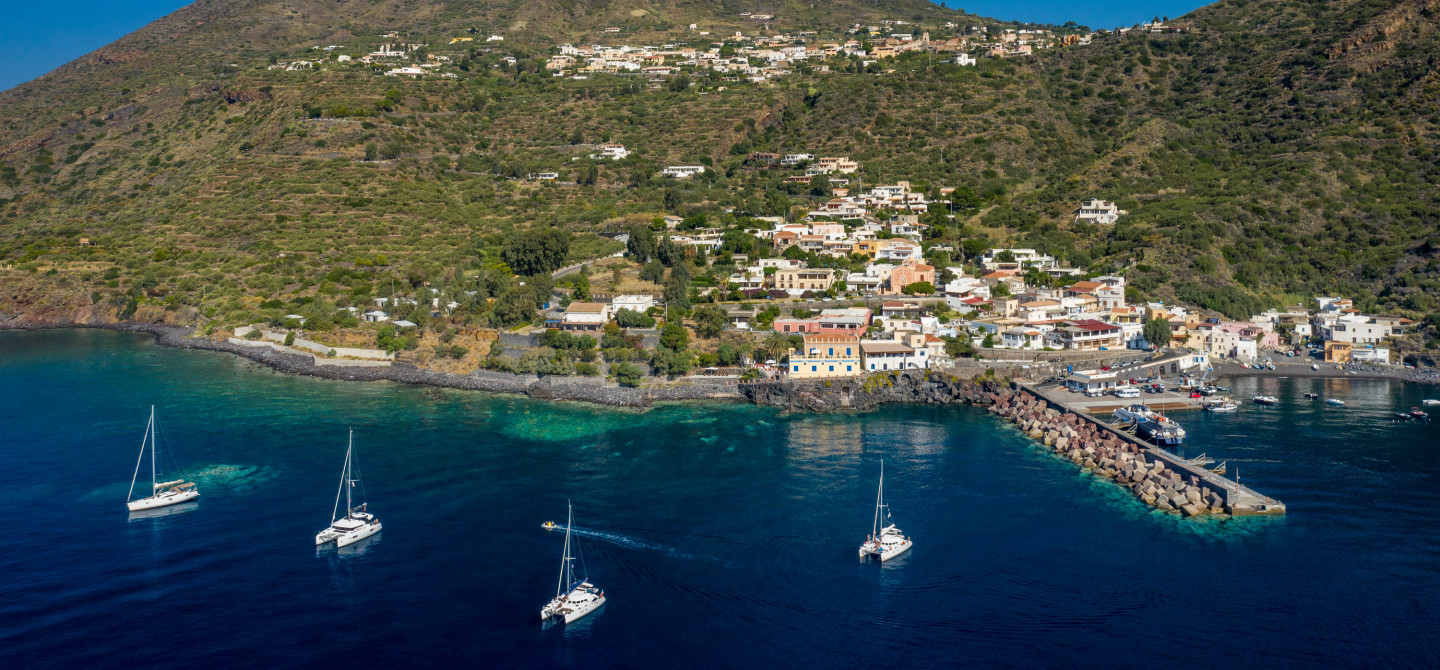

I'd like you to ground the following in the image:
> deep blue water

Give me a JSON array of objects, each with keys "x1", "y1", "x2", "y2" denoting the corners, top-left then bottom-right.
[{"x1": 2, "y1": 330, "x2": 1438, "y2": 668}]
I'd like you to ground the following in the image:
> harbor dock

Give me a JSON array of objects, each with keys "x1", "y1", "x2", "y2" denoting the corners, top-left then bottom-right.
[{"x1": 1001, "y1": 382, "x2": 1285, "y2": 517}]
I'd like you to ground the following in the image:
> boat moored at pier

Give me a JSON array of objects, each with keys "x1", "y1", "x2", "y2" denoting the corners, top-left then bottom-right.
[{"x1": 1136, "y1": 414, "x2": 1187, "y2": 446}]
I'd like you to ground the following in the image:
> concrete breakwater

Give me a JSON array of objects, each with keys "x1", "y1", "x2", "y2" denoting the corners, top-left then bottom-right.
[{"x1": 991, "y1": 386, "x2": 1285, "y2": 517}]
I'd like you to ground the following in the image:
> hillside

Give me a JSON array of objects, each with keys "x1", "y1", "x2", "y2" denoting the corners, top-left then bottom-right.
[{"x1": 0, "y1": 0, "x2": 1437, "y2": 354}]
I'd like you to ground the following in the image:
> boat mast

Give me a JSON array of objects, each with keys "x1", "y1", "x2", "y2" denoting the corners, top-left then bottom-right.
[
  {"x1": 331, "y1": 430, "x2": 351, "y2": 524},
  {"x1": 149, "y1": 406, "x2": 157, "y2": 492},
  {"x1": 345, "y1": 429, "x2": 355, "y2": 516},
  {"x1": 555, "y1": 502, "x2": 573, "y2": 599},
  {"x1": 127, "y1": 408, "x2": 154, "y2": 503},
  {"x1": 872, "y1": 460, "x2": 884, "y2": 538}
]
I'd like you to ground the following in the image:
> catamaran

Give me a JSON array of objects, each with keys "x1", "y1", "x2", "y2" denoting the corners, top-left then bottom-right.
[
  {"x1": 126, "y1": 406, "x2": 199, "y2": 512},
  {"x1": 315, "y1": 429, "x2": 382, "y2": 548},
  {"x1": 859, "y1": 460, "x2": 912, "y2": 562},
  {"x1": 540, "y1": 502, "x2": 606, "y2": 624}
]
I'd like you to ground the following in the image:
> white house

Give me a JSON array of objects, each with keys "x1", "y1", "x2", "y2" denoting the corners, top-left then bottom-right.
[
  {"x1": 611, "y1": 294, "x2": 656, "y2": 315},
  {"x1": 955, "y1": 53, "x2": 977, "y2": 66},
  {"x1": 861, "y1": 341, "x2": 929, "y2": 371},
  {"x1": 661, "y1": 165, "x2": 706, "y2": 179},
  {"x1": 1074, "y1": 199, "x2": 1125, "y2": 225},
  {"x1": 590, "y1": 144, "x2": 630, "y2": 160}
]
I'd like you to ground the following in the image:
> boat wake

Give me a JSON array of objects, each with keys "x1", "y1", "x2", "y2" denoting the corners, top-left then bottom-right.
[{"x1": 542, "y1": 524, "x2": 720, "y2": 562}]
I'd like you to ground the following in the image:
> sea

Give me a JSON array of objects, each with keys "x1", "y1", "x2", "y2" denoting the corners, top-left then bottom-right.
[{"x1": 1, "y1": 329, "x2": 1438, "y2": 668}]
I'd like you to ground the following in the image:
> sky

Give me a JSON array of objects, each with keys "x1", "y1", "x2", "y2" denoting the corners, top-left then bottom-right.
[{"x1": 0, "y1": 1, "x2": 1212, "y2": 92}]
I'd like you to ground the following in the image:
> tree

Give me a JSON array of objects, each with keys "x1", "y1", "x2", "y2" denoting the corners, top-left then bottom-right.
[
  {"x1": 615, "y1": 308, "x2": 655, "y2": 328},
  {"x1": 659, "y1": 323, "x2": 689, "y2": 350},
  {"x1": 568, "y1": 272, "x2": 591, "y2": 301},
  {"x1": 901, "y1": 281, "x2": 935, "y2": 295},
  {"x1": 626, "y1": 224, "x2": 657, "y2": 262},
  {"x1": 501, "y1": 228, "x2": 570, "y2": 276},
  {"x1": 639, "y1": 260, "x2": 665, "y2": 283},
  {"x1": 1143, "y1": 318, "x2": 1173, "y2": 348},
  {"x1": 991, "y1": 282, "x2": 1012, "y2": 297},
  {"x1": 611, "y1": 362, "x2": 644, "y2": 387},
  {"x1": 995, "y1": 249, "x2": 1016, "y2": 263},
  {"x1": 664, "y1": 274, "x2": 690, "y2": 310},
  {"x1": 492, "y1": 288, "x2": 535, "y2": 327},
  {"x1": 693, "y1": 305, "x2": 727, "y2": 338}
]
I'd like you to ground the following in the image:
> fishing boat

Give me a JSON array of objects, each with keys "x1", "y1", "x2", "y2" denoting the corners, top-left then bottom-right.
[
  {"x1": 126, "y1": 406, "x2": 200, "y2": 512},
  {"x1": 1326, "y1": 398, "x2": 1345, "y2": 407},
  {"x1": 1253, "y1": 395, "x2": 1279, "y2": 405},
  {"x1": 859, "y1": 460, "x2": 912, "y2": 562},
  {"x1": 1112, "y1": 403, "x2": 1155, "y2": 424},
  {"x1": 1204, "y1": 397, "x2": 1239, "y2": 412},
  {"x1": 540, "y1": 503, "x2": 606, "y2": 624},
  {"x1": 1137, "y1": 414, "x2": 1187, "y2": 446},
  {"x1": 316, "y1": 430, "x2": 382, "y2": 548}
]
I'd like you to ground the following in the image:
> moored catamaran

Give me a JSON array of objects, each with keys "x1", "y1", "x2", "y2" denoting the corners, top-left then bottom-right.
[
  {"x1": 126, "y1": 406, "x2": 199, "y2": 512},
  {"x1": 859, "y1": 460, "x2": 912, "y2": 562},
  {"x1": 315, "y1": 429, "x2": 382, "y2": 548}
]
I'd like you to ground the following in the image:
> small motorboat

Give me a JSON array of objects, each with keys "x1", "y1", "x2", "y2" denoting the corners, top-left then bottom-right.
[
  {"x1": 1326, "y1": 398, "x2": 1345, "y2": 407},
  {"x1": 1411, "y1": 408, "x2": 1430, "y2": 420},
  {"x1": 1422, "y1": 399, "x2": 1440, "y2": 407},
  {"x1": 1205, "y1": 398, "x2": 1239, "y2": 412},
  {"x1": 1253, "y1": 395, "x2": 1279, "y2": 405},
  {"x1": 542, "y1": 520, "x2": 561, "y2": 532},
  {"x1": 1304, "y1": 392, "x2": 1320, "y2": 400},
  {"x1": 1113, "y1": 403, "x2": 1156, "y2": 424}
]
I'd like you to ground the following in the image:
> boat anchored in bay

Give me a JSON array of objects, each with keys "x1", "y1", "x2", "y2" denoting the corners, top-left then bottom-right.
[
  {"x1": 859, "y1": 460, "x2": 912, "y2": 562},
  {"x1": 315, "y1": 429, "x2": 382, "y2": 549},
  {"x1": 541, "y1": 502, "x2": 606, "y2": 624},
  {"x1": 126, "y1": 406, "x2": 199, "y2": 512}
]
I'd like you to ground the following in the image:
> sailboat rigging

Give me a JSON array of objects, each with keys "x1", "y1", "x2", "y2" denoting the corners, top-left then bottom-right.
[
  {"x1": 858, "y1": 460, "x2": 912, "y2": 561},
  {"x1": 315, "y1": 429, "x2": 382, "y2": 548},
  {"x1": 126, "y1": 406, "x2": 199, "y2": 512},
  {"x1": 540, "y1": 502, "x2": 606, "y2": 624}
]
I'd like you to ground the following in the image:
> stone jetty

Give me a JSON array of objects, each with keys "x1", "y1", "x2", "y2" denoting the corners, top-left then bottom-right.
[{"x1": 990, "y1": 385, "x2": 1285, "y2": 517}]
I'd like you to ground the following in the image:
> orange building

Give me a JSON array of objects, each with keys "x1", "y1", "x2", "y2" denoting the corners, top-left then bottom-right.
[{"x1": 885, "y1": 258, "x2": 936, "y2": 294}]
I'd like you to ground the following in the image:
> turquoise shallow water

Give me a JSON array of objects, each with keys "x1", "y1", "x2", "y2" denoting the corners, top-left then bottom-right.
[{"x1": 1, "y1": 329, "x2": 1439, "y2": 667}]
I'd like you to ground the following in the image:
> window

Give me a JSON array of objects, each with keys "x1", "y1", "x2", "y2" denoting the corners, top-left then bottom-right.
[
  {"x1": 811, "y1": 366, "x2": 817, "y2": 372},
  {"x1": 793, "y1": 365, "x2": 799, "y2": 372},
  {"x1": 847, "y1": 365, "x2": 852, "y2": 372},
  {"x1": 846, "y1": 348, "x2": 852, "y2": 355},
  {"x1": 828, "y1": 347, "x2": 834, "y2": 356},
  {"x1": 829, "y1": 365, "x2": 834, "y2": 372}
]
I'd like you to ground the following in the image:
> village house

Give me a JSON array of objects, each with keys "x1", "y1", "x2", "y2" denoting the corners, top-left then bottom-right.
[
  {"x1": 1074, "y1": 199, "x2": 1125, "y2": 225},
  {"x1": 774, "y1": 268, "x2": 836, "y2": 294},
  {"x1": 1045, "y1": 319, "x2": 1124, "y2": 350},
  {"x1": 789, "y1": 333, "x2": 861, "y2": 378},
  {"x1": 589, "y1": 144, "x2": 630, "y2": 160},
  {"x1": 610, "y1": 294, "x2": 655, "y2": 315},
  {"x1": 885, "y1": 258, "x2": 935, "y2": 294},
  {"x1": 861, "y1": 340, "x2": 929, "y2": 371},
  {"x1": 561, "y1": 302, "x2": 609, "y2": 332},
  {"x1": 661, "y1": 165, "x2": 706, "y2": 179}
]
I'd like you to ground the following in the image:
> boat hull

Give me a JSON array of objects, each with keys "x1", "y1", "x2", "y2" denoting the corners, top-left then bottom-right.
[
  {"x1": 860, "y1": 537, "x2": 913, "y2": 561},
  {"x1": 317, "y1": 520, "x2": 382, "y2": 547},
  {"x1": 127, "y1": 489, "x2": 199, "y2": 512},
  {"x1": 541, "y1": 587, "x2": 605, "y2": 624}
]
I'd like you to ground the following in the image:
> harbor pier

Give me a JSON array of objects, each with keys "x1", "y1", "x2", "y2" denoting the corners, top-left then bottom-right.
[{"x1": 1001, "y1": 382, "x2": 1285, "y2": 517}]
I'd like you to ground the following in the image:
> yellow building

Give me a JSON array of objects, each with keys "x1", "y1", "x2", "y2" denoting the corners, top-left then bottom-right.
[
  {"x1": 789, "y1": 333, "x2": 861, "y2": 379},
  {"x1": 1325, "y1": 340, "x2": 1353, "y2": 364}
]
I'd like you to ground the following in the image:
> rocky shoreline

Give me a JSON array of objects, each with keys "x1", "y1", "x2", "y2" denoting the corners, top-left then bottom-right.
[{"x1": 0, "y1": 320, "x2": 743, "y2": 408}]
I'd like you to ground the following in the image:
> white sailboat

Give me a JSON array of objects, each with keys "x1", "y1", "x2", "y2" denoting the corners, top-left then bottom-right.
[
  {"x1": 859, "y1": 460, "x2": 912, "y2": 561},
  {"x1": 540, "y1": 502, "x2": 606, "y2": 624},
  {"x1": 315, "y1": 429, "x2": 382, "y2": 548},
  {"x1": 126, "y1": 406, "x2": 199, "y2": 512}
]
